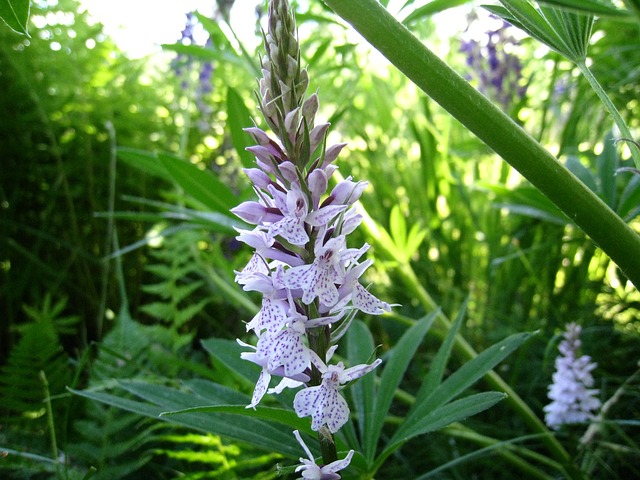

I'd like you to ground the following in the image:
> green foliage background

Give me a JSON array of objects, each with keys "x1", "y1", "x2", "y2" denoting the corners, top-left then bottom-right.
[{"x1": 1, "y1": 0, "x2": 639, "y2": 478}]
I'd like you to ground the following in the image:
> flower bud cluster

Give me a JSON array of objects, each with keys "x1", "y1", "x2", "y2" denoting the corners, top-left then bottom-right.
[
  {"x1": 544, "y1": 323, "x2": 601, "y2": 429},
  {"x1": 230, "y1": 0, "x2": 392, "y2": 474}
]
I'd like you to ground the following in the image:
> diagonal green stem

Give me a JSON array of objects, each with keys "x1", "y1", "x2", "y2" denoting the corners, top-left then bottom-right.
[
  {"x1": 321, "y1": 0, "x2": 640, "y2": 288},
  {"x1": 576, "y1": 60, "x2": 640, "y2": 168}
]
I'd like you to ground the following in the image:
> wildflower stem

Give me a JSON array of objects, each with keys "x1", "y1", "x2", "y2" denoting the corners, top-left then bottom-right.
[
  {"x1": 321, "y1": 0, "x2": 640, "y2": 288},
  {"x1": 575, "y1": 60, "x2": 640, "y2": 168}
]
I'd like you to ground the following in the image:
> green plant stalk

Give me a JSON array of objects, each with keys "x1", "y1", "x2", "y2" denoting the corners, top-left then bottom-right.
[
  {"x1": 576, "y1": 60, "x2": 640, "y2": 168},
  {"x1": 40, "y1": 370, "x2": 62, "y2": 480},
  {"x1": 321, "y1": 0, "x2": 640, "y2": 288}
]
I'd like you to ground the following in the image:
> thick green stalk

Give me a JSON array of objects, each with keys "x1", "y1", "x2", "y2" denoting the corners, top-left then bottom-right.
[{"x1": 321, "y1": 0, "x2": 640, "y2": 288}]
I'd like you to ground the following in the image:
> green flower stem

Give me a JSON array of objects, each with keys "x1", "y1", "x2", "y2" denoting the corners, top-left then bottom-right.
[
  {"x1": 321, "y1": 0, "x2": 640, "y2": 288},
  {"x1": 576, "y1": 60, "x2": 640, "y2": 168},
  {"x1": 40, "y1": 370, "x2": 62, "y2": 480}
]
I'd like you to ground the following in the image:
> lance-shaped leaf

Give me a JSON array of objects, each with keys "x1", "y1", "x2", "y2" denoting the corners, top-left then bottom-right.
[
  {"x1": 0, "y1": 0, "x2": 29, "y2": 35},
  {"x1": 485, "y1": 0, "x2": 594, "y2": 63}
]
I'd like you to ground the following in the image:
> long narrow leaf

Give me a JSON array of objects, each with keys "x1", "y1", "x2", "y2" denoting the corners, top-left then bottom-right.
[
  {"x1": 412, "y1": 301, "x2": 466, "y2": 409},
  {"x1": 227, "y1": 87, "x2": 257, "y2": 169},
  {"x1": 71, "y1": 386, "x2": 302, "y2": 457},
  {"x1": 0, "y1": 0, "x2": 29, "y2": 35},
  {"x1": 537, "y1": 0, "x2": 630, "y2": 17},
  {"x1": 346, "y1": 320, "x2": 376, "y2": 454},
  {"x1": 377, "y1": 392, "x2": 507, "y2": 469},
  {"x1": 396, "y1": 331, "x2": 532, "y2": 440},
  {"x1": 366, "y1": 311, "x2": 437, "y2": 462},
  {"x1": 156, "y1": 152, "x2": 237, "y2": 214}
]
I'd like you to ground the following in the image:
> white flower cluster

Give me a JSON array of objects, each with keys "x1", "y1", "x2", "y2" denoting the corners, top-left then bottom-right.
[{"x1": 544, "y1": 323, "x2": 601, "y2": 429}]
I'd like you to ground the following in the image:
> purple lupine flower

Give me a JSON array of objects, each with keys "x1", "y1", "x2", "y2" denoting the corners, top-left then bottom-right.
[
  {"x1": 171, "y1": 11, "x2": 217, "y2": 132},
  {"x1": 543, "y1": 323, "x2": 601, "y2": 429},
  {"x1": 459, "y1": 12, "x2": 528, "y2": 111},
  {"x1": 293, "y1": 430, "x2": 354, "y2": 480}
]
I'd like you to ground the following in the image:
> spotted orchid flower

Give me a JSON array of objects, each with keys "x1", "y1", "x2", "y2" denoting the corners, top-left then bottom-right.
[
  {"x1": 292, "y1": 430, "x2": 354, "y2": 480},
  {"x1": 294, "y1": 351, "x2": 382, "y2": 433}
]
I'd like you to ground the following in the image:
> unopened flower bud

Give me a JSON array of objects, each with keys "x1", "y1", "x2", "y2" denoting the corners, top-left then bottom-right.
[
  {"x1": 302, "y1": 93, "x2": 319, "y2": 124},
  {"x1": 309, "y1": 123, "x2": 330, "y2": 154},
  {"x1": 243, "y1": 168, "x2": 273, "y2": 190},
  {"x1": 322, "y1": 143, "x2": 347, "y2": 168}
]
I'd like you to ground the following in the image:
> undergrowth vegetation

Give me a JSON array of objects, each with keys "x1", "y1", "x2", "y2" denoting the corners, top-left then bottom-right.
[{"x1": 1, "y1": 0, "x2": 639, "y2": 478}]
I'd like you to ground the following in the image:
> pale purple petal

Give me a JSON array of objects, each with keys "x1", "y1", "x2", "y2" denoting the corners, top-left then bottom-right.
[
  {"x1": 308, "y1": 168, "x2": 327, "y2": 209},
  {"x1": 246, "y1": 297, "x2": 288, "y2": 334},
  {"x1": 247, "y1": 369, "x2": 271, "y2": 409},
  {"x1": 231, "y1": 201, "x2": 271, "y2": 224},
  {"x1": 306, "y1": 205, "x2": 347, "y2": 227},
  {"x1": 322, "y1": 143, "x2": 347, "y2": 168},
  {"x1": 269, "y1": 216, "x2": 309, "y2": 245},
  {"x1": 352, "y1": 283, "x2": 392, "y2": 315},
  {"x1": 293, "y1": 384, "x2": 350, "y2": 433},
  {"x1": 340, "y1": 358, "x2": 382, "y2": 383},
  {"x1": 323, "y1": 450, "x2": 354, "y2": 475}
]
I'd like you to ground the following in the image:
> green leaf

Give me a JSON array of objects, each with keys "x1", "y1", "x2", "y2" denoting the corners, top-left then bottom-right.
[
  {"x1": 395, "y1": 331, "x2": 532, "y2": 442},
  {"x1": 396, "y1": 392, "x2": 507, "y2": 444},
  {"x1": 618, "y1": 174, "x2": 640, "y2": 221},
  {"x1": 413, "y1": 302, "x2": 466, "y2": 409},
  {"x1": 565, "y1": 156, "x2": 597, "y2": 194},
  {"x1": 227, "y1": 87, "x2": 257, "y2": 169},
  {"x1": 0, "y1": 0, "x2": 29, "y2": 35},
  {"x1": 117, "y1": 147, "x2": 176, "y2": 183},
  {"x1": 366, "y1": 311, "x2": 437, "y2": 462},
  {"x1": 537, "y1": 0, "x2": 630, "y2": 18},
  {"x1": 156, "y1": 152, "x2": 237, "y2": 214},
  {"x1": 201, "y1": 338, "x2": 260, "y2": 387},
  {"x1": 402, "y1": 0, "x2": 472, "y2": 24},
  {"x1": 490, "y1": 1, "x2": 594, "y2": 62},
  {"x1": 346, "y1": 320, "x2": 376, "y2": 453},
  {"x1": 389, "y1": 205, "x2": 407, "y2": 256},
  {"x1": 160, "y1": 404, "x2": 310, "y2": 432},
  {"x1": 71, "y1": 381, "x2": 304, "y2": 458},
  {"x1": 596, "y1": 132, "x2": 618, "y2": 209}
]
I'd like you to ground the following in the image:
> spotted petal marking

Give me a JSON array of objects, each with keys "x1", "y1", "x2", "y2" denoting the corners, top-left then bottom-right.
[
  {"x1": 352, "y1": 283, "x2": 392, "y2": 315},
  {"x1": 246, "y1": 297, "x2": 288, "y2": 334},
  {"x1": 257, "y1": 323, "x2": 310, "y2": 377},
  {"x1": 284, "y1": 262, "x2": 340, "y2": 306},
  {"x1": 269, "y1": 216, "x2": 309, "y2": 245},
  {"x1": 293, "y1": 384, "x2": 350, "y2": 433},
  {"x1": 247, "y1": 368, "x2": 271, "y2": 409}
]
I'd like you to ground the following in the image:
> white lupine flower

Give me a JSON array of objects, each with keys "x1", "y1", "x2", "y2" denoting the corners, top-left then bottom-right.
[
  {"x1": 544, "y1": 323, "x2": 601, "y2": 429},
  {"x1": 293, "y1": 430, "x2": 354, "y2": 480},
  {"x1": 294, "y1": 351, "x2": 382, "y2": 433}
]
